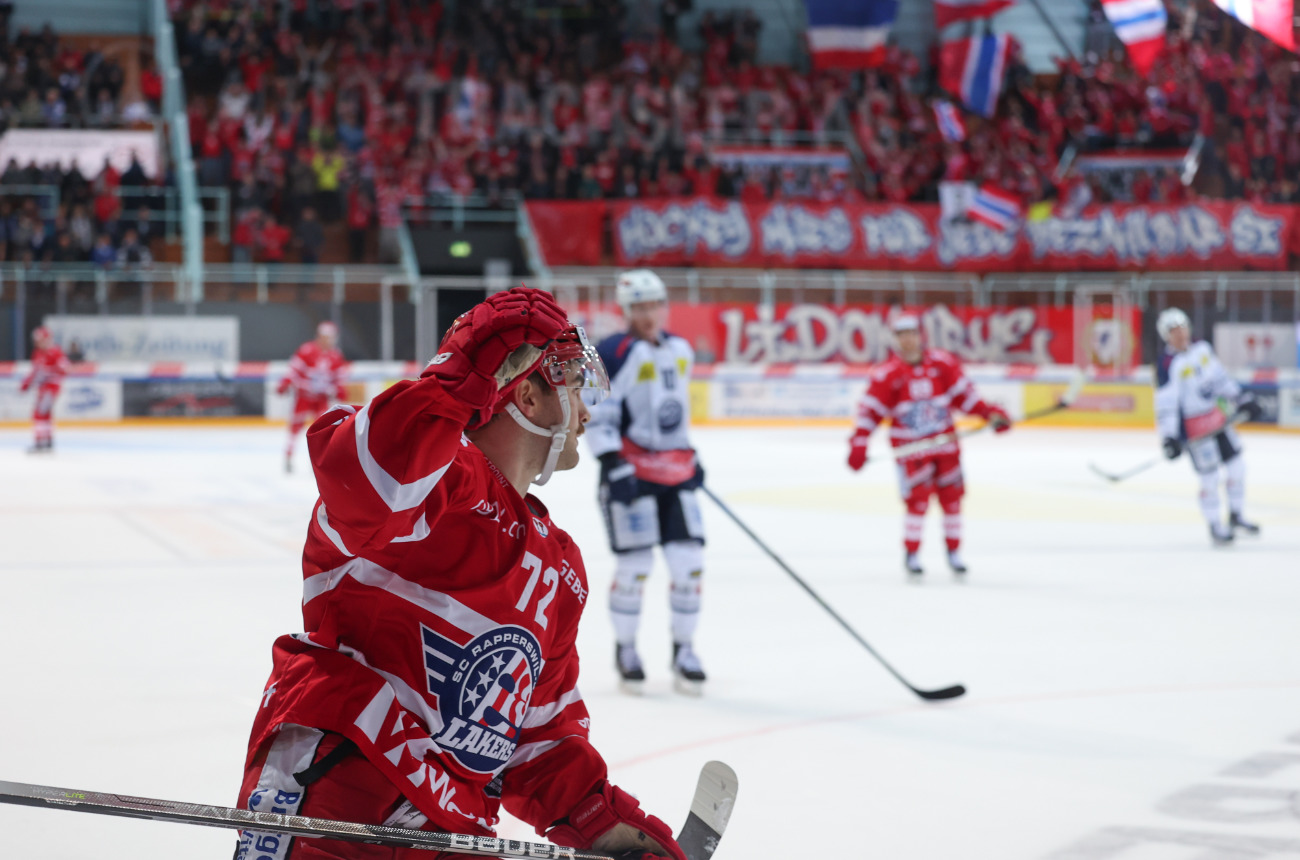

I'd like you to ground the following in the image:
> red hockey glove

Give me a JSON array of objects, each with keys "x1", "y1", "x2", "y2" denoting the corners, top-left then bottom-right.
[
  {"x1": 546, "y1": 781, "x2": 686, "y2": 860},
  {"x1": 335, "y1": 385, "x2": 347, "y2": 401},
  {"x1": 19, "y1": 381, "x2": 30, "y2": 394},
  {"x1": 986, "y1": 405, "x2": 1012, "y2": 433},
  {"x1": 276, "y1": 378, "x2": 291, "y2": 395},
  {"x1": 847, "y1": 434, "x2": 868, "y2": 471},
  {"x1": 426, "y1": 287, "x2": 569, "y2": 427}
]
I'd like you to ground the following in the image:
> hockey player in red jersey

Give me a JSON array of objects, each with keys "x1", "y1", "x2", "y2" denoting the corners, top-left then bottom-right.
[
  {"x1": 846, "y1": 315, "x2": 1011, "y2": 578},
  {"x1": 19, "y1": 326, "x2": 70, "y2": 454},
  {"x1": 278, "y1": 321, "x2": 348, "y2": 472},
  {"x1": 235, "y1": 288, "x2": 689, "y2": 860}
]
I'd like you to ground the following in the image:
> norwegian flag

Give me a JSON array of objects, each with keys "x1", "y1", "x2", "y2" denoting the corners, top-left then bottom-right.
[
  {"x1": 1212, "y1": 0, "x2": 1296, "y2": 51},
  {"x1": 933, "y1": 100, "x2": 967, "y2": 142},
  {"x1": 938, "y1": 34, "x2": 1012, "y2": 118},
  {"x1": 1101, "y1": 0, "x2": 1168, "y2": 76},
  {"x1": 934, "y1": 0, "x2": 1014, "y2": 29},
  {"x1": 969, "y1": 183, "x2": 1022, "y2": 231},
  {"x1": 804, "y1": 0, "x2": 898, "y2": 70}
]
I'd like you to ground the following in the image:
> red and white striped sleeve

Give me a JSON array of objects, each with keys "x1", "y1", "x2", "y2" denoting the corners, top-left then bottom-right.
[
  {"x1": 851, "y1": 367, "x2": 894, "y2": 439},
  {"x1": 942, "y1": 354, "x2": 996, "y2": 419},
  {"x1": 304, "y1": 376, "x2": 477, "y2": 555},
  {"x1": 285, "y1": 342, "x2": 314, "y2": 390}
]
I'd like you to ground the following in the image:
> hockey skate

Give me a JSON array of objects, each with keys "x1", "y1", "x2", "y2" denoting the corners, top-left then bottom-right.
[
  {"x1": 1209, "y1": 522, "x2": 1235, "y2": 546},
  {"x1": 947, "y1": 550, "x2": 968, "y2": 578},
  {"x1": 284, "y1": 454, "x2": 293, "y2": 474},
  {"x1": 904, "y1": 552, "x2": 924, "y2": 580},
  {"x1": 26, "y1": 439, "x2": 53, "y2": 455},
  {"x1": 1229, "y1": 512, "x2": 1260, "y2": 536},
  {"x1": 615, "y1": 643, "x2": 645, "y2": 695},
  {"x1": 671, "y1": 642, "x2": 706, "y2": 696}
]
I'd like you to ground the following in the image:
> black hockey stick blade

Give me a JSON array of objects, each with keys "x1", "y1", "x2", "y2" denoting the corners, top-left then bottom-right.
[
  {"x1": 914, "y1": 683, "x2": 967, "y2": 700},
  {"x1": 676, "y1": 761, "x2": 738, "y2": 860},
  {"x1": 1088, "y1": 459, "x2": 1158, "y2": 483},
  {"x1": 0, "y1": 779, "x2": 613, "y2": 859}
]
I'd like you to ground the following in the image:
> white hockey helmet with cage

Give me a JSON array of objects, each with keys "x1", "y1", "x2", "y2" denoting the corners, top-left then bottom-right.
[
  {"x1": 1156, "y1": 307, "x2": 1190, "y2": 342},
  {"x1": 615, "y1": 269, "x2": 667, "y2": 313}
]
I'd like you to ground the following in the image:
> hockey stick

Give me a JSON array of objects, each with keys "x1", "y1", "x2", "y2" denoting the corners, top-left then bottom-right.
[
  {"x1": 0, "y1": 761, "x2": 738, "y2": 860},
  {"x1": 701, "y1": 485, "x2": 965, "y2": 701},
  {"x1": 889, "y1": 368, "x2": 1088, "y2": 460},
  {"x1": 1088, "y1": 409, "x2": 1251, "y2": 483}
]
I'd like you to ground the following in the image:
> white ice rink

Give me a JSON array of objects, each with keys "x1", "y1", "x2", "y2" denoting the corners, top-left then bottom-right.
[{"x1": 1, "y1": 422, "x2": 1299, "y2": 860}]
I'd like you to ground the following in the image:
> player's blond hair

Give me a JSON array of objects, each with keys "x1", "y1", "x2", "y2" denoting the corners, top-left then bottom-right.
[{"x1": 496, "y1": 344, "x2": 543, "y2": 389}]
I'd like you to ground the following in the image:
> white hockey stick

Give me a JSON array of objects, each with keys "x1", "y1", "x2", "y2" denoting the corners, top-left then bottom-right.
[{"x1": 890, "y1": 367, "x2": 1087, "y2": 460}]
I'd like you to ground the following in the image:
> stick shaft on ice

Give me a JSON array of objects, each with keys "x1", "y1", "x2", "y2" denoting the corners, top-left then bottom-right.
[{"x1": 0, "y1": 780, "x2": 610, "y2": 859}]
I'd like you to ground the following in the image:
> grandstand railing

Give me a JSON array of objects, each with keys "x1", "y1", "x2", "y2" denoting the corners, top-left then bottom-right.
[
  {"x1": 4, "y1": 264, "x2": 1298, "y2": 364},
  {"x1": 151, "y1": 0, "x2": 204, "y2": 293}
]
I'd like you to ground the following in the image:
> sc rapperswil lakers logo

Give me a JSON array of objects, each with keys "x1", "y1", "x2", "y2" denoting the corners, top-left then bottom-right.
[{"x1": 420, "y1": 624, "x2": 545, "y2": 774}]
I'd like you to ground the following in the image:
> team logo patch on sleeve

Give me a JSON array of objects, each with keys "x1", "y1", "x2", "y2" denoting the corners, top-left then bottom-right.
[{"x1": 421, "y1": 624, "x2": 545, "y2": 773}]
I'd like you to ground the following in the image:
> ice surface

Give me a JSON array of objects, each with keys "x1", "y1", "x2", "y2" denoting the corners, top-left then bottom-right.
[{"x1": 1, "y1": 424, "x2": 1298, "y2": 859}]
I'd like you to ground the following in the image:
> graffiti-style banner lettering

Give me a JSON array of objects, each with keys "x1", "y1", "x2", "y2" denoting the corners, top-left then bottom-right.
[
  {"x1": 530, "y1": 199, "x2": 1297, "y2": 271},
  {"x1": 640, "y1": 303, "x2": 1142, "y2": 366}
]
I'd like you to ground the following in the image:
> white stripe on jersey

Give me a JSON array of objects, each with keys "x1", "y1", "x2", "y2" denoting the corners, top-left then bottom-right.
[
  {"x1": 292, "y1": 630, "x2": 446, "y2": 736},
  {"x1": 354, "y1": 403, "x2": 454, "y2": 511},
  {"x1": 504, "y1": 737, "x2": 570, "y2": 770},
  {"x1": 520, "y1": 685, "x2": 583, "y2": 730},
  {"x1": 304, "y1": 557, "x2": 501, "y2": 639},
  {"x1": 315, "y1": 503, "x2": 355, "y2": 557}
]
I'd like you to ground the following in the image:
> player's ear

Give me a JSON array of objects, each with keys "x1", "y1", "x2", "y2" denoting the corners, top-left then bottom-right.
[{"x1": 510, "y1": 373, "x2": 547, "y2": 421}]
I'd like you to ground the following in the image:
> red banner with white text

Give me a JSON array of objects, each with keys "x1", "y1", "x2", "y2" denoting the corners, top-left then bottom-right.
[
  {"x1": 531, "y1": 198, "x2": 1299, "y2": 271},
  {"x1": 574, "y1": 302, "x2": 1141, "y2": 367}
]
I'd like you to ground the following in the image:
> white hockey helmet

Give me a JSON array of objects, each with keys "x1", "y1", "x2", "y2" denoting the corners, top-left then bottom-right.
[
  {"x1": 1156, "y1": 307, "x2": 1190, "y2": 342},
  {"x1": 891, "y1": 314, "x2": 920, "y2": 333},
  {"x1": 615, "y1": 269, "x2": 667, "y2": 312}
]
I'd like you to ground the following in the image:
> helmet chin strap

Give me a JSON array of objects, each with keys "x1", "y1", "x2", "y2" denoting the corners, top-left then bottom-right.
[{"x1": 503, "y1": 389, "x2": 571, "y2": 486}]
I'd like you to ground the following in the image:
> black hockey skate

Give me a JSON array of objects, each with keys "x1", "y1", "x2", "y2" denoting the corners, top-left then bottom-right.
[
  {"x1": 672, "y1": 642, "x2": 706, "y2": 696},
  {"x1": 904, "y1": 552, "x2": 924, "y2": 580},
  {"x1": 947, "y1": 550, "x2": 968, "y2": 577},
  {"x1": 615, "y1": 643, "x2": 645, "y2": 695},
  {"x1": 1229, "y1": 512, "x2": 1260, "y2": 536},
  {"x1": 1209, "y1": 522, "x2": 1235, "y2": 546},
  {"x1": 26, "y1": 439, "x2": 53, "y2": 455}
]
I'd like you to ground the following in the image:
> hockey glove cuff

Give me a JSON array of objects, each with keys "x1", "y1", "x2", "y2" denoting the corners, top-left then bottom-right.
[
  {"x1": 1236, "y1": 394, "x2": 1263, "y2": 422},
  {"x1": 546, "y1": 781, "x2": 687, "y2": 860},
  {"x1": 600, "y1": 453, "x2": 640, "y2": 504},
  {"x1": 847, "y1": 435, "x2": 868, "y2": 471},
  {"x1": 426, "y1": 287, "x2": 569, "y2": 427},
  {"x1": 1162, "y1": 437, "x2": 1182, "y2": 460}
]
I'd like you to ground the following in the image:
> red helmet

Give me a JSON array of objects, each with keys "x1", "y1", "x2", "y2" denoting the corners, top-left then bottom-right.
[{"x1": 493, "y1": 324, "x2": 609, "y2": 417}]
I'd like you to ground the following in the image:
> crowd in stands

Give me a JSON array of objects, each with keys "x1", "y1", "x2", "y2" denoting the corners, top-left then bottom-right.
[
  {"x1": 164, "y1": 0, "x2": 1300, "y2": 265},
  {"x1": 0, "y1": 154, "x2": 164, "y2": 267},
  {"x1": 0, "y1": 4, "x2": 159, "y2": 133}
]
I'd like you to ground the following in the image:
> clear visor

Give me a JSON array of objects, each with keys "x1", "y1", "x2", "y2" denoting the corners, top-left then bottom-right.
[{"x1": 545, "y1": 344, "x2": 610, "y2": 406}]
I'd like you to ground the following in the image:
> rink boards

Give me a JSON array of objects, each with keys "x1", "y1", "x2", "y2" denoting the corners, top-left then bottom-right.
[{"x1": 0, "y1": 361, "x2": 1297, "y2": 429}]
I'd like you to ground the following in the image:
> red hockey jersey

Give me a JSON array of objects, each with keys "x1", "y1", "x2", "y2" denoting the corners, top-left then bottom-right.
[
  {"x1": 852, "y1": 349, "x2": 998, "y2": 458},
  {"x1": 22, "y1": 345, "x2": 70, "y2": 391},
  {"x1": 246, "y1": 373, "x2": 605, "y2": 838},
  {"x1": 285, "y1": 341, "x2": 348, "y2": 398}
]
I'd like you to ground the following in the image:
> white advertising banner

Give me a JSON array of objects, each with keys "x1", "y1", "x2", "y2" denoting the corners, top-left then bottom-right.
[
  {"x1": 45, "y1": 316, "x2": 240, "y2": 363},
  {"x1": 0, "y1": 378, "x2": 122, "y2": 421},
  {"x1": 1213, "y1": 323, "x2": 1298, "y2": 369},
  {"x1": 0, "y1": 129, "x2": 160, "y2": 178}
]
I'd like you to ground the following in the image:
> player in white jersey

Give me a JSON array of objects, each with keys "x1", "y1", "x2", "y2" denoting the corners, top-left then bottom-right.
[
  {"x1": 587, "y1": 270, "x2": 707, "y2": 694},
  {"x1": 1154, "y1": 308, "x2": 1262, "y2": 545}
]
